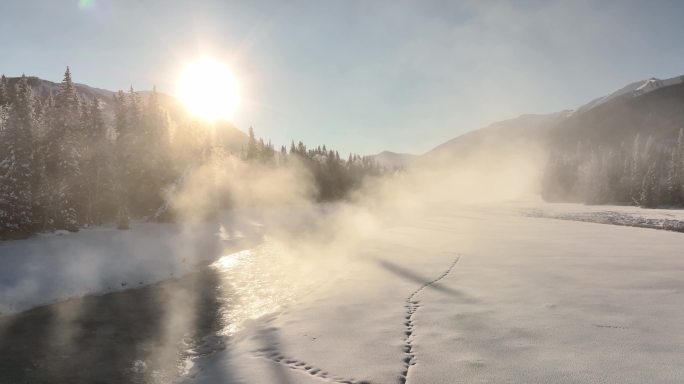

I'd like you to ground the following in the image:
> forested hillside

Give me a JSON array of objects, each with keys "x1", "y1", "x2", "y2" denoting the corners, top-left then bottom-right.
[
  {"x1": 0, "y1": 69, "x2": 381, "y2": 239},
  {"x1": 542, "y1": 81, "x2": 684, "y2": 207}
]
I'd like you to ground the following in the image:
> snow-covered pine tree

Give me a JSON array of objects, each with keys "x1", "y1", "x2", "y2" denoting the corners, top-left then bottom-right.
[
  {"x1": 138, "y1": 86, "x2": 172, "y2": 215},
  {"x1": 111, "y1": 87, "x2": 147, "y2": 217},
  {"x1": 144, "y1": 86, "x2": 171, "y2": 159},
  {"x1": 113, "y1": 90, "x2": 127, "y2": 139},
  {"x1": 50, "y1": 67, "x2": 82, "y2": 231},
  {"x1": 126, "y1": 86, "x2": 142, "y2": 130},
  {"x1": 125, "y1": 86, "x2": 150, "y2": 214},
  {"x1": 0, "y1": 75, "x2": 35, "y2": 235},
  {"x1": 32, "y1": 94, "x2": 58, "y2": 230},
  {"x1": 246, "y1": 126, "x2": 257, "y2": 160},
  {"x1": 0, "y1": 75, "x2": 9, "y2": 135},
  {"x1": 629, "y1": 134, "x2": 642, "y2": 204},
  {"x1": 596, "y1": 149, "x2": 614, "y2": 203},
  {"x1": 664, "y1": 148, "x2": 678, "y2": 204},
  {"x1": 80, "y1": 97, "x2": 114, "y2": 224},
  {"x1": 640, "y1": 161, "x2": 658, "y2": 208},
  {"x1": 677, "y1": 128, "x2": 684, "y2": 202},
  {"x1": 0, "y1": 74, "x2": 9, "y2": 107},
  {"x1": 113, "y1": 90, "x2": 131, "y2": 229}
]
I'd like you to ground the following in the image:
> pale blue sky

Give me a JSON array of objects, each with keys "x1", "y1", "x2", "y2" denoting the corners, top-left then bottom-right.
[{"x1": 2, "y1": 0, "x2": 684, "y2": 154}]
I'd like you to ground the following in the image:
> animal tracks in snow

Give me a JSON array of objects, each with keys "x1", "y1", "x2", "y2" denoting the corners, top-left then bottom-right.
[
  {"x1": 253, "y1": 254, "x2": 462, "y2": 384},
  {"x1": 399, "y1": 255, "x2": 461, "y2": 384},
  {"x1": 254, "y1": 349, "x2": 370, "y2": 384}
]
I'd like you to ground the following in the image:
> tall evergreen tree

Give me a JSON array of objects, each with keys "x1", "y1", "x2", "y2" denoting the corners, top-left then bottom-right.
[
  {"x1": 640, "y1": 162, "x2": 658, "y2": 208},
  {"x1": 115, "y1": 86, "x2": 150, "y2": 216},
  {"x1": 80, "y1": 98, "x2": 113, "y2": 224},
  {"x1": 0, "y1": 74, "x2": 9, "y2": 107},
  {"x1": 113, "y1": 90, "x2": 131, "y2": 228},
  {"x1": 136, "y1": 86, "x2": 172, "y2": 214},
  {"x1": 0, "y1": 75, "x2": 9, "y2": 135},
  {"x1": 677, "y1": 128, "x2": 684, "y2": 202},
  {"x1": 0, "y1": 75, "x2": 35, "y2": 234},
  {"x1": 629, "y1": 134, "x2": 642, "y2": 203},
  {"x1": 664, "y1": 148, "x2": 678, "y2": 204},
  {"x1": 48, "y1": 67, "x2": 82, "y2": 230},
  {"x1": 246, "y1": 126, "x2": 257, "y2": 160},
  {"x1": 28, "y1": 96, "x2": 52, "y2": 229}
]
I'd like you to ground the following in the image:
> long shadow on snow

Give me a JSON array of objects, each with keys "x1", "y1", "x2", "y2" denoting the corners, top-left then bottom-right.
[{"x1": 375, "y1": 258, "x2": 475, "y2": 303}]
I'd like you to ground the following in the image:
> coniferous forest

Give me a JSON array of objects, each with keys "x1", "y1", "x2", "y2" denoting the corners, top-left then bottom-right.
[
  {"x1": 0, "y1": 69, "x2": 382, "y2": 239},
  {"x1": 542, "y1": 130, "x2": 684, "y2": 208}
]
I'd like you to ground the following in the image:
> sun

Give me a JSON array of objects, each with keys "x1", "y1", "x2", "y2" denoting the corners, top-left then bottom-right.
[{"x1": 176, "y1": 58, "x2": 240, "y2": 121}]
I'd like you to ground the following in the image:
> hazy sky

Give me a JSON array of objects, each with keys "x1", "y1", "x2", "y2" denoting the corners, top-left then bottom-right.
[{"x1": 2, "y1": 0, "x2": 684, "y2": 155}]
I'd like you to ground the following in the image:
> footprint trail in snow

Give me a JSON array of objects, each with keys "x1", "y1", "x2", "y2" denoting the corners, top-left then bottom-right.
[
  {"x1": 254, "y1": 254, "x2": 462, "y2": 384},
  {"x1": 399, "y1": 255, "x2": 461, "y2": 384}
]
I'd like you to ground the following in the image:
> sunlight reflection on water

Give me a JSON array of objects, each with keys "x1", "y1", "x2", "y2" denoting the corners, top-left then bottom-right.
[
  {"x1": 209, "y1": 240, "x2": 311, "y2": 336},
  {"x1": 181, "y1": 237, "x2": 339, "y2": 379},
  {"x1": 211, "y1": 249, "x2": 250, "y2": 270}
]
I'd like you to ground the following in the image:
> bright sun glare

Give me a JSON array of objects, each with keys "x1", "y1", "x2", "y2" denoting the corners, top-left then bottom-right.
[{"x1": 176, "y1": 58, "x2": 240, "y2": 121}]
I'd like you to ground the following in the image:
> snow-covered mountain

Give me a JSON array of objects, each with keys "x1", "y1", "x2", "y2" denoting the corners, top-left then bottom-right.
[{"x1": 575, "y1": 75, "x2": 684, "y2": 115}]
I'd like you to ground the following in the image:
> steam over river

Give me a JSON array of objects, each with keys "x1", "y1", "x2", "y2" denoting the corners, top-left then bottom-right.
[{"x1": 0, "y1": 241, "x2": 311, "y2": 384}]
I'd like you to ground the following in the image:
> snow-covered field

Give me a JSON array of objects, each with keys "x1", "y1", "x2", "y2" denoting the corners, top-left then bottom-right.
[
  {"x1": 180, "y1": 203, "x2": 684, "y2": 384},
  {"x1": 2, "y1": 201, "x2": 684, "y2": 383}
]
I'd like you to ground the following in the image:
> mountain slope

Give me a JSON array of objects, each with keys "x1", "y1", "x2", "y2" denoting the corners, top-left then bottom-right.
[
  {"x1": 423, "y1": 111, "x2": 571, "y2": 161},
  {"x1": 419, "y1": 74, "x2": 684, "y2": 162}
]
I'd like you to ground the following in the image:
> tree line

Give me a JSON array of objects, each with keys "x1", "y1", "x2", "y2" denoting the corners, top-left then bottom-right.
[
  {"x1": 0, "y1": 68, "x2": 381, "y2": 239},
  {"x1": 542, "y1": 129, "x2": 684, "y2": 208},
  {"x1": 242, "y1": 126, "x2": 382, "y2": 200}
]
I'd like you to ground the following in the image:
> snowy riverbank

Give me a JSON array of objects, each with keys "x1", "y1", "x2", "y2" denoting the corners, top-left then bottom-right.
[
  {"x1": 521, "y1": 201, "x2": 684, "y2": 233},
  {"x1": 0, "y1": 211, "x2": 263, "y2": 315}
]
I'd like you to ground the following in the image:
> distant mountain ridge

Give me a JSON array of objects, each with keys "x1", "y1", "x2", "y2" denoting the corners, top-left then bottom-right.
[
  {"x1": 385, "y1": 74, "x2": 684, "y2": 166},
  {"x1": 425, "y1": 111, "x2": 571, "y2": 160}
]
